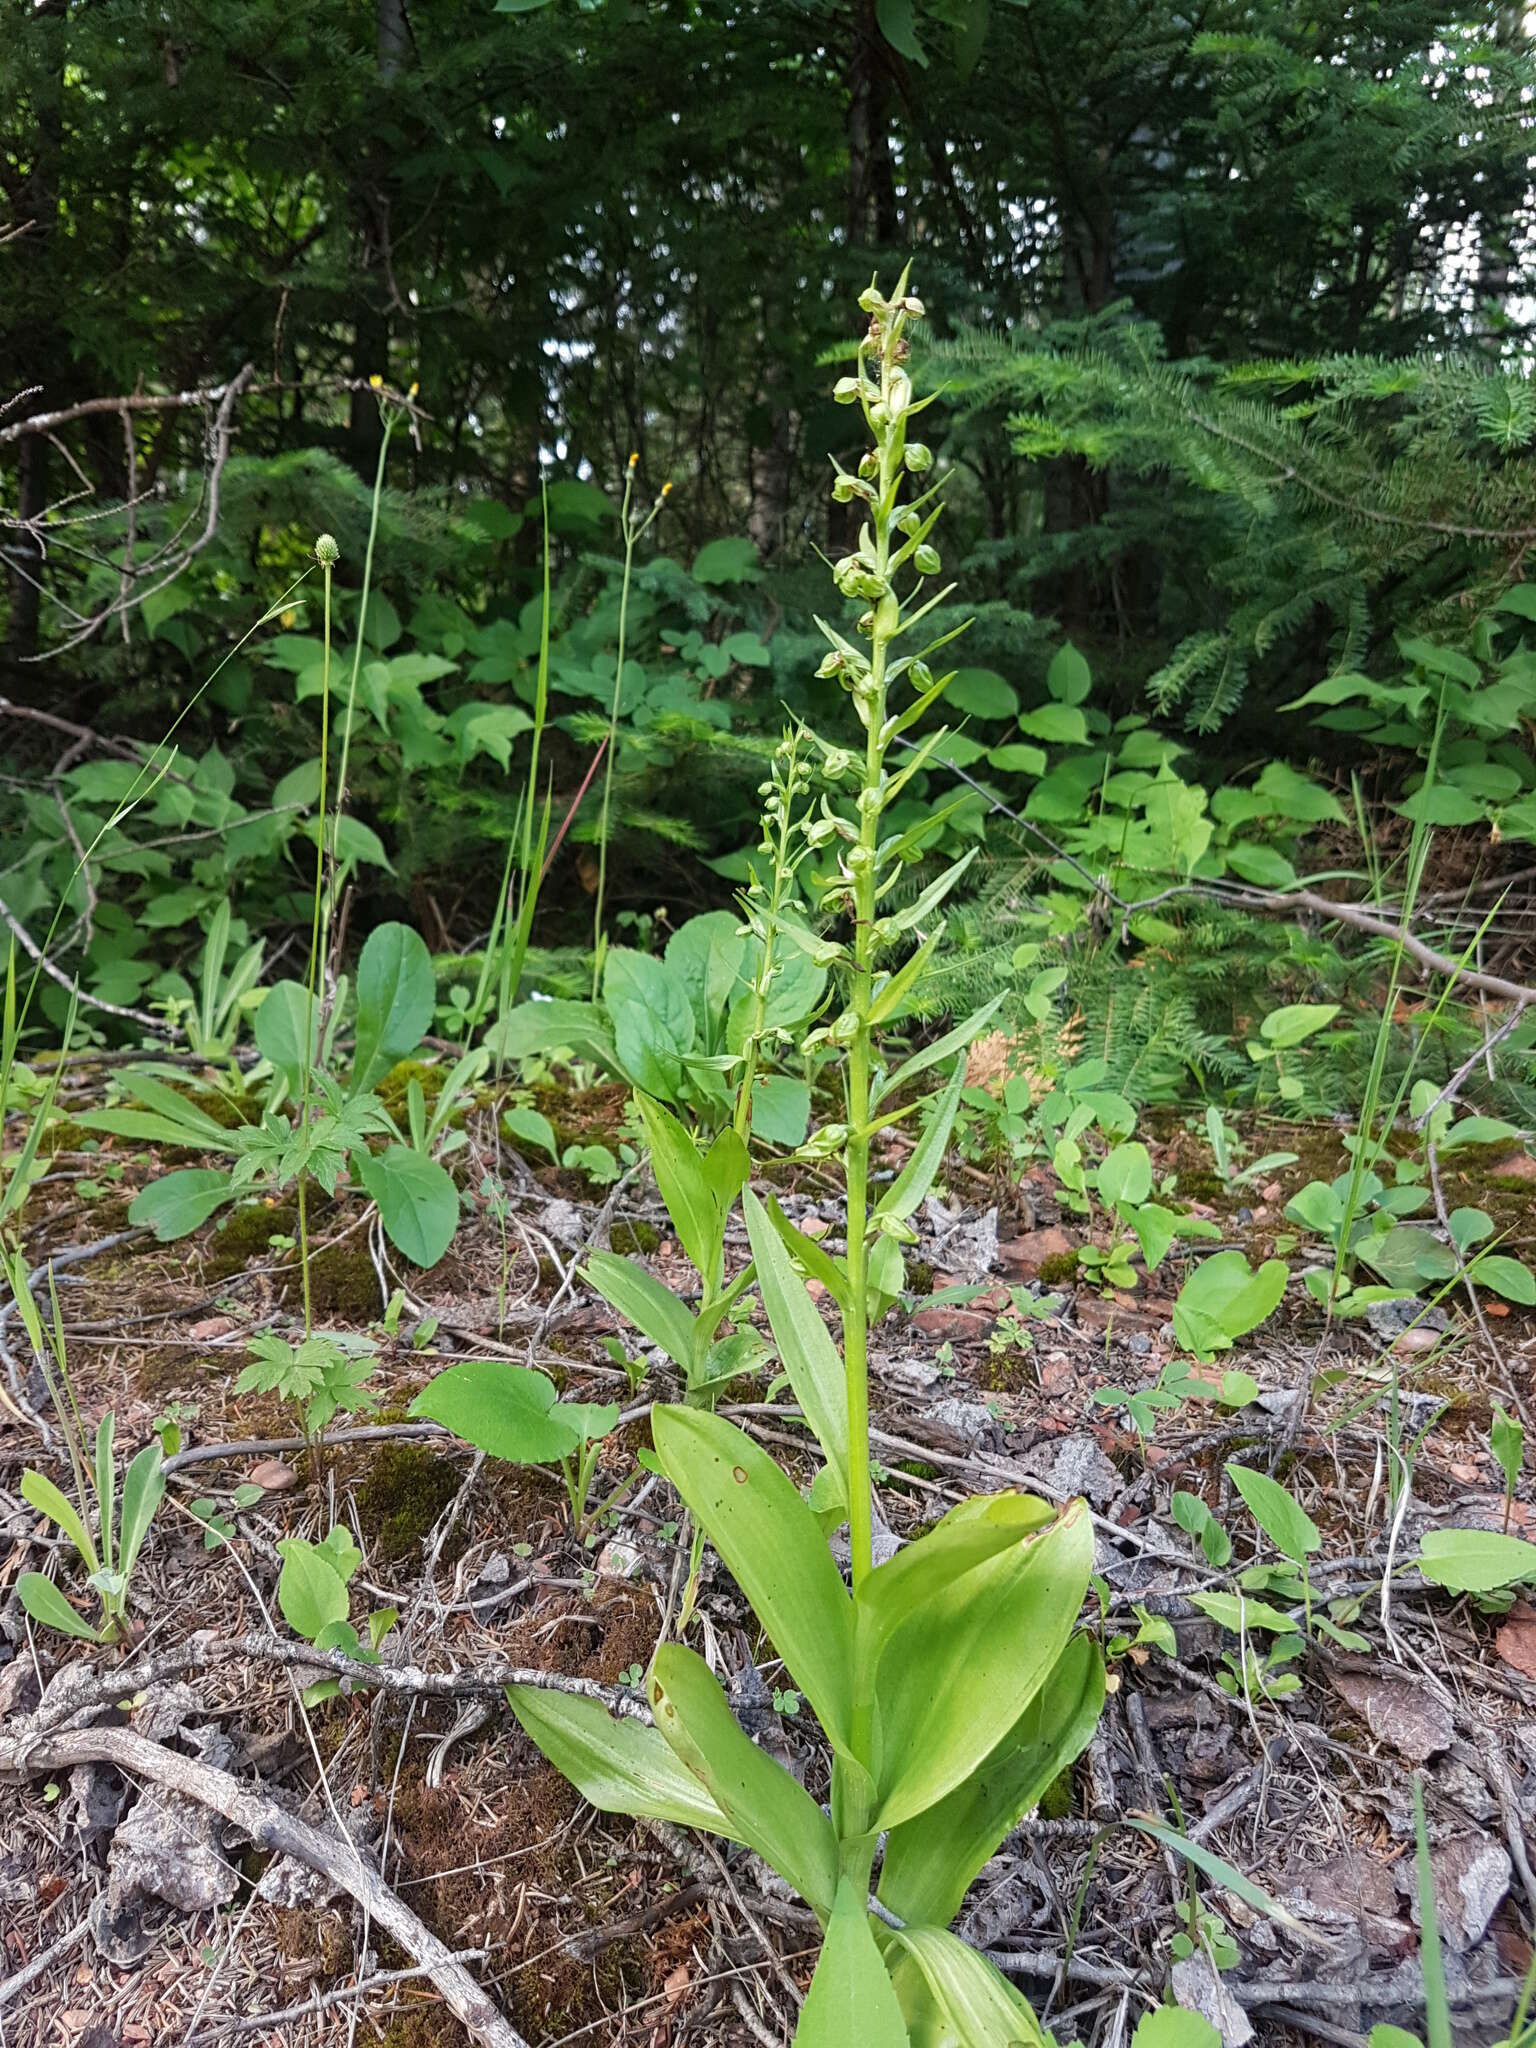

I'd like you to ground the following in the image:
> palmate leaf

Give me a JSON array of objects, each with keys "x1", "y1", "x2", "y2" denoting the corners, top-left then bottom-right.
[{"x1": 648, "y1": 1644, "x2": 838, "y2": 1916}]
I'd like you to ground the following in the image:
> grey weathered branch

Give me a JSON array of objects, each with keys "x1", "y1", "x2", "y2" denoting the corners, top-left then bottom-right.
[{"x1": 25, "y1": 1628, "x2": 649, "y2": 1735}]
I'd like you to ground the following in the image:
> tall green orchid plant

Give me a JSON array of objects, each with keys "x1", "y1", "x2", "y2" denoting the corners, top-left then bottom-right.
[{"x1": 502, "y1": 272, "x2": 1103, "y2": 2045}]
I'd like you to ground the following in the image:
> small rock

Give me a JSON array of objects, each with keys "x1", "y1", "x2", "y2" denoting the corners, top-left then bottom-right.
[
  {"x1": 1287, "y1": 1848, "x2": 1402, "y2": 1936},
  {"x1": 597, "y1": 1539, "x2": 644, "y2": 1581},
  {"x1": 1126, "y1": 1329, "x2": 1151, "y2": 1356},
  {"x1": 1074, "y1": 1294, "x2": 1164, "y2": 1339},
  {"x1": 468, "y1": 1550, "x2": 513, "y2": 1616},
  {"x1": 1365, "y1": 1298, "x2": 1447, "y2": 1342},
  {"x1": 1393, "y1": 1326, "x2": 1442, "y2": 1356},
  {"x1": 1255, "y1": 1389, "x2": 1301, "y2": 1424},
  {"x1": 1486, "y1": 1150, "x2": 1536, "y2": 1182},
  {"x1": 923, "y1": 1199, "x2": 999, "y2": 1284},
  {"x1": 1039, "y1": 1350, "x2": 1074, "y2": 1393},
  {"x1": 188, "y1": 1315, "x2": 236, "y2": 1342},
  {"x1": 542, "y1": 1199, "x2": 591, "y2": 1249},
  {"x1": 130, "y1": 1684, "x2": 207, "y2": 1743},
  {"x1": 1415, "y1": 1833, "x2": 1511, "y2": 1952},
  {"x1": 1018, "y1": 1432, "x2": 1121, "y2": 1508},
  {"x1": 0, "y1": 1659, "x2": 41, "y2": 1719},
  {"x1": 256, "y1": 1801, "x2": 380, "y2": 1909},
  {"x1": 911, "y1": 1304, "x2": 991, "y2": 1343},
  {"x1": 93, "y1": 1725, "x2": 241, "y2": 1963},
  {"x1": 1171, "y1": 1953, "x2": 1253, "y2": 2046},
  {"x1": 1328, "y1": 1670, "x2": 1454, "y2": 1764},
  {"x1": 926, "y1": 1396, "x2": 993, "y2": 1445},
  {"x1": 248, "y1": 1458, "x2": 297, "y2": 1491},
  {"x1": 65, "y1": 1761, "x2": 129, "y2": 1843},
  {"x1": 1495, "y1": 1600, "x2": 1536, "y2": 1681},
  {"x1": 996, "y1": 1226, "x2": 1074, "y2": 1281},
  {"x1": 830, "y1": 1509, "x2": 902, "y2": 1572}
]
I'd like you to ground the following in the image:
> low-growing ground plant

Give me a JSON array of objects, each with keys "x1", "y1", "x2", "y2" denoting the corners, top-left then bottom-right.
[
  {"x1": 407, "y1": 1358, "x2": 620, "y2": 1533},
  {"x1": 13, "y1": 1256, "x2": 165, "y2": 1645},
  {"x1": 84, "y1": 916, "x2": 460, "y2": 1271}
]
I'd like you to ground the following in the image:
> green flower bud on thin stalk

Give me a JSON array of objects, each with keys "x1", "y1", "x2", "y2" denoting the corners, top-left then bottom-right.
[
  {"x1": 733, "y1": 728, "x2": 812, "y2": 1143},
  {"x1": 839, "y1": 284, "x2": 918, "y2": 1598},
  {"x1": 592, "y1": 460, "x2": 672, "y2": 998},
  {"x1": 297, "y1": 532, "x2": 336, "y2": 1352}
]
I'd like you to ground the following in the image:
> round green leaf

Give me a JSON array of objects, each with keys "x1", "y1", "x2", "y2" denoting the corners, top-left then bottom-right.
[
  {"x1": 353, "y1": 923, "x2": 435, "y2": 1092},
  {"x1": 1417, "y1": 1528, "x2": 1536, "y2": 1594},
  {"x1": 945, "y1": 667, "x2": 1019, "y2": 720},
  {"x1": 1046, "y1": 641, "x2": 1092, "y2": 705},
  {"x1": 409, "y1": 1358, "x2": 584, "y2": 1462},
  {"x1": 276, "y1": 1537, "x2": 351, "y2": 1642},
  {"x1": 357, "y1": 1145, "x2": 459, "y2": 1268},
  {"x1": 129, "y1": 1168, "x2": 234, "y2": 1241}
]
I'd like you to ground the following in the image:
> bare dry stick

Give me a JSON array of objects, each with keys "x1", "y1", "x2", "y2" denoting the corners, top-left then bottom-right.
[
  {"x1": 0, "y1": 1722, "x2": 531, "y2": 2048},
  {"x1": 26, "y1": 1628, "x2": 648, "y2": 1733}
]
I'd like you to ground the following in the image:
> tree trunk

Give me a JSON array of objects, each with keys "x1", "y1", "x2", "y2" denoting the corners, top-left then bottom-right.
[
  {"x1": 348, "y1": 0, "x2": 408, "y2": 476},
  {"x1": 847, "y1": 0, "x2": 897, "y2": 250},
  {"x1": 1475, "y1": 5, "x2": 1528, "y2": 348},
  {"x1": 6, "y1": 0, "x2": 67, "y2": 663}
]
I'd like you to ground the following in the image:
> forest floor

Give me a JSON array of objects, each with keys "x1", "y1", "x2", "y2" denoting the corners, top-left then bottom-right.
[{"x1": 2, "y1": 1073, "x2": 1534, "y2": 2048}]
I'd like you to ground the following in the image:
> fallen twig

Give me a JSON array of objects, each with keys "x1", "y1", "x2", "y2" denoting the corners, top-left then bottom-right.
[{"x1": 24, "y1": 1628, "x2": 649, "y2": 1735}]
